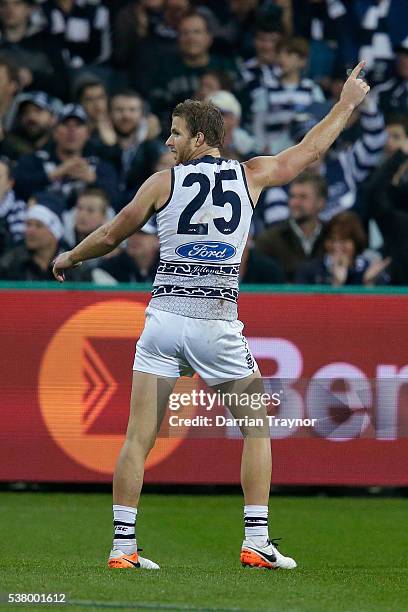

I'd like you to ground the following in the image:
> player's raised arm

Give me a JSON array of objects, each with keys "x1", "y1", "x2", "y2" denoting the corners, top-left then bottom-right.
[
  {"x1": 245, "y1": 61, "x2": 370, "y2": 190},
  {"x1": 52, "y1": 170, "x2": 170, "y2": 282}
]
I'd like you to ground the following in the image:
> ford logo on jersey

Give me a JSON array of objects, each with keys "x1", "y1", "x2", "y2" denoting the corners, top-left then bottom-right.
[{"x1": 176, "y1": 241, "x2": 236, "y2": 261}]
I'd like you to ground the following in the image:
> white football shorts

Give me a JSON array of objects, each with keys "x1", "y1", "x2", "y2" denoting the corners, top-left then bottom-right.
[{"x1": 133, "y1": 306, "x2": 258, "y2": 385}]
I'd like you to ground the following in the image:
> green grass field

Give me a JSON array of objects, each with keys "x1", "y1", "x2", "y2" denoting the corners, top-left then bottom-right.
[{"x1": 0, "y1": 492, "x2": 407, "y2": 612}]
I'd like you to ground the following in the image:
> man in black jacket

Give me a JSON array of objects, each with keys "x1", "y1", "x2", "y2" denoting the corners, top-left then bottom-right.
[
  {"x1": 98, "y1": 90, "x2": 162, "y2": 207},
  {"x1": 255, "y1": 172, "x2": 327, "y2": 282},
  {"x1": 365, "y1": 141, "x2": 408, "y2": 285},
  {"x1": 13, "y1": 104, "x2": 119, "y2": 210},
  {"x1": 98, "y1": 220, "x2": 159, "y2": 284}
]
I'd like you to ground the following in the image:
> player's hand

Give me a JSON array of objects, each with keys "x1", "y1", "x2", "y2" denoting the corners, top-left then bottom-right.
[
  {"x1": 52, "y1": 251, "x2": 79, "y2": 282},
  {"x1": 340, "y1": 61, "x2": 370, "y2": 109}
]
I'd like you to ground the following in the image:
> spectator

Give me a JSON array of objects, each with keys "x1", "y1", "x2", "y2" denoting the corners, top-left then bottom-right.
[
  {"x1": 375, "y1": 44, "x2": 408, "y2": 115},
  {"x1": 249, "y1": 19, "x2": 283, "y2": 70},
  {"x1": 0, "y1": 155, "x2": 26, "y2": 254},
  {"x1": 113, "y1": 0, "x2": 169, "y2": 99},
  {"x1": 97, "y1": 221, "x2": 159, "y2": 283},
  {"x1": 39, "y1": 0, "x2": 111, "y2": 69},
  {"x1": 0, "y1": 53, "x2": 19, "y2": 127},
  {"x1": 257, "y1": 93, "x2": 387, "y2": 227},
  {"x1": 240, "y1": 21, "x2": 283, "y2": 126},
  {"x1": 76, "y1": 77, "x2": 116, "y2": 147},
  {"x1": 295, "y1": 211, "x2": 390, "y2": 286},
  {"x1": 154, "y1": 146, "x2": 174, "y2": 172},
  {"x1": 215, "y1": 0, "x2": 281, "y2": 59},
  {"x1": 256, "y1": 172, "x2": 328, "y2": 282},
  {"x1": 151, "y1": 12, "x2": 237, "y2": 128},
  {"x1": 194, "y1": 69, "x2": 233, "y2": 100},
  {"x1": 152, "y1": 0, "x2": 217, "y2": 48},
  {"x1": 13, "y1": 103, "x2": 119, "y2": 210},
  {"x1": 327, "y1": 0, "x2": 408, "y2": 85},
  {"x1": 291, "y1": 0, "x2": 335, "y2": 85},
  {"x1": 383, "y1": 114, "x2": 408, "y2": 159},
  {"x1": 353, "y1": 112, "x2": 406, "y2": 248},
  {"x1": 62, "y1": 186, "x2": 113, "y2": 249},
  {"x1": 114, "y1": 1, "x2": 218, "y2": 98},
  {"x1": 0, "y1": 202, "x2": 90, "y2": 280},
  {"x1": 114, "y1": 0, "x2": 189, "y2": 66},
  {"x1": 251, "y1": 36, "x2": 325, "y2": 154},
  {"x1": 107, "y1": 90, "x2": 162, "y2": 203},
  {"x1": 364, "y1": 135, "x2": 408, "y2": 285},
  {"x1": 0, "y1": 0, "x2": 68, "y2": 99},
  {"x1": 208, "y1": 90, "x2": 258, "y2": 161},
  {"x1": 240, "y1": 230, "x2": 284, "y2": 284},
  {"x1": 1, "y1": 91, "x2": 57, "y2": 160},
  {"x1": 316, "y1": 93, "x2": 386, "y2": 220}
]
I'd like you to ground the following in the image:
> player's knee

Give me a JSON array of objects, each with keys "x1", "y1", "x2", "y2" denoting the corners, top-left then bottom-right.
[{"x1": 125, "y1": 427, "x2": 157, "y2": 454}]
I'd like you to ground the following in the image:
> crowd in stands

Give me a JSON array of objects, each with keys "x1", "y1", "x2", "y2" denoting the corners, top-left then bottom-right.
[{"x1": 0, "y1": 0, "x2": 407, "y2": 287}]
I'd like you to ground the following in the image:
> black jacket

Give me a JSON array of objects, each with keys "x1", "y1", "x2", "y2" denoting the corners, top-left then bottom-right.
[
  {"x1": 255, "y1": 220, "x2": 327, "y2": 282},
  {"x1": 14, "y1": 143, "x2": 119, "y2": 210},
  {"x1": 93, "y1": 138, "x2": 163, "y2": 207},
  {"x1": 241, "y1": 248, "x2": 284, "y2": 284},
  {"x1": 364, "y1": 149, "x2": 408, "y2": 285},
  {"x1": 99, "y1": 250, "x2": 159, "y2": 284},
  {"x1": 0, "y1": 243, "x2": 91, "y2": 282}
]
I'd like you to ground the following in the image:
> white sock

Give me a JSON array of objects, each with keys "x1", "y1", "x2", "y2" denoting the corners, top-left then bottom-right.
[
  {"x1": 112, "y1": 504, "x2": 137, "y2": 554},
  {"x1": 244, "y1": 505, "x2": 269, "y2": 547}
]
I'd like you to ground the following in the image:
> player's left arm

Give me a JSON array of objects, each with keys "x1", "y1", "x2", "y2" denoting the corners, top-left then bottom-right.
[
  {"x1": 52, "y1": 171, "x2": 169, "y2": 282},
  {"x1": 244, "y1": 61, "x2": 370, "y2": 191}
]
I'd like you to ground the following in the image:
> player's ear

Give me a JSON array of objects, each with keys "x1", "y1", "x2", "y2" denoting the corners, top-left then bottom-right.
[{"x1": 195, "y1": 132, "x2": 205, "y2": 147}]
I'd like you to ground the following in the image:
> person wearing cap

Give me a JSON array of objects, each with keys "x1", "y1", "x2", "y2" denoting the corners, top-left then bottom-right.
[
  {"x1": 95, "y1": 221, "x2": 159, "y2": 284},
  {"x1": 13, "y1": 103, "x2": 119, "y2": 211},
  {"x1": 1, "y1": 91, "x2": 57, "y2": 160},
  {"x1": 208, "y1": 90, "x2": 258, "y2": 162},
  {"x1": 0, "y1": 202, "x2": 90, "y2": 280},
  {"x1": 0, "y1": 0, "x2": 68, "y2": 100}
]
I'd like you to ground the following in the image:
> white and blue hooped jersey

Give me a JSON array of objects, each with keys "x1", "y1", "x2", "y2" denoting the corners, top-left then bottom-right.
[{"x1": 150, "y1": 156, "x2": 254, "y2": 320}]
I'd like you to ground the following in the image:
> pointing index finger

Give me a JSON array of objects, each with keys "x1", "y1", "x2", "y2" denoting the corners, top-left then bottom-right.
[{"x1": 349, "y1": 60, "x2": 366, "y2": 79}]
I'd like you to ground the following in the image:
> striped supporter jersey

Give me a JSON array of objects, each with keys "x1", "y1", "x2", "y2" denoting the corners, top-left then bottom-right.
[{"x1": 251, "y1": 72, "x2": 325, "y2": 155}]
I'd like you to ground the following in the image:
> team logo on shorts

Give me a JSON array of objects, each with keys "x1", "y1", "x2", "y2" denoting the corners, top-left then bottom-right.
[{"x1": 176, "y1": 241, "x2": 236, "y2": 262}]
